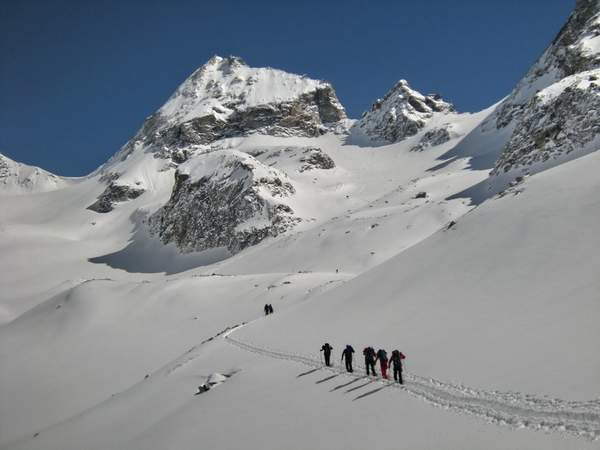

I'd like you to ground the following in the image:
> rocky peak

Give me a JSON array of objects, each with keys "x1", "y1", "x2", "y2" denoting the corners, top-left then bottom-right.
[
  {"x1": 496, "y1": 0, "x2": 600, "y2": 128},
  {"x1": 110, "y1": 56, "x2": 347, "y2": 165},
  {"x1": 355, "y1": 79, "x2": 454, "y2": 143},
  {"x1": 493, "y1": 0, "x2": 600, "y2": 175}
]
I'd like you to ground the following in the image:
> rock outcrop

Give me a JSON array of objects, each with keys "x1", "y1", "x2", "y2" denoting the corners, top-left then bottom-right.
[
  {"x1": 410, "y1": 127, "x2": 452, "y2": 152},
  {"x1": 495, "y1": 71, "x2": 600, "y2": 173},
  {"x1": 87, "y1": 182, "x2": 145, "y2": 213},
  {"x1": 355, "y1": 79, "x2": 454, "y2": 143},
  {"x1": 298, "y1": 147, "x2": 335, "y2": 172},
  {"x1": 148, "y1": 150, "x2": 300, "y2": 254}
]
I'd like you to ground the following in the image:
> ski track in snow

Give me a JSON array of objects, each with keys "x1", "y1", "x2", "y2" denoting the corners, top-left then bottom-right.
[{"x1": 224, "y1": 327, "x2": 600, "y2": 441}]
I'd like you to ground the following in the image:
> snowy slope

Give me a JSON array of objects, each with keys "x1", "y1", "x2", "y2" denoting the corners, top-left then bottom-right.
[{"x1": 1, "y1": 152, "x2": 599, "y2": 450}]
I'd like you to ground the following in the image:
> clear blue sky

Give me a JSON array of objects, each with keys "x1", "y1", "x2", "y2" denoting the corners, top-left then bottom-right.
[{"x1": 1, "y1": 0, "x2": 575, "y2": 176}]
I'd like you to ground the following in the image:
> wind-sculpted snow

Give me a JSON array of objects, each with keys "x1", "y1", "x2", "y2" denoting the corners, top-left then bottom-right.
[{"x1": 225, "y1": 330, "x2": 600, "y2": 441}]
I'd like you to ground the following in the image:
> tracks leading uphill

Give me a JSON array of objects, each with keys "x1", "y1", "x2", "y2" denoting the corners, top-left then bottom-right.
[{"x1": 224, "y1": 329, "x2": 600, "y2": 441}]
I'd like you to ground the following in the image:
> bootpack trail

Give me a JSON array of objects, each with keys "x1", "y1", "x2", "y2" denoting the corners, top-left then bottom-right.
[{"x1": 222, "y1": 324, "x2": 600, "y2": 441}]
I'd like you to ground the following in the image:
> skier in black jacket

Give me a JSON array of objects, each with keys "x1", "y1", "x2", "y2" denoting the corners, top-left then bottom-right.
[
  {"x1": 363, "y1": 346, "x2": 377, "y2": 376},
  {"x1": 341, "y1": 345, "x2": 355, "y2": 372},
  {"x1": 389, "y1": 350, "x2": 406, "y2": 384},
  {"x1": 320, "y1": 343, "x2": 333, "y2": 366}
]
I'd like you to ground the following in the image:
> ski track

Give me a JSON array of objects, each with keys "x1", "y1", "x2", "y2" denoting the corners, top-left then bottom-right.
[{"x1": 224, "y1": 328, "x2": 600, "y2": 441}]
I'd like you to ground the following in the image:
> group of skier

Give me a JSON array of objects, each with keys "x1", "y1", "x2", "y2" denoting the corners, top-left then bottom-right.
[
  {"x1": 320, "y1": 343, "x2": 406, "y2": 384},
  {"x1": 263, "y1": 304, "x2": 274, "y2": 315}
]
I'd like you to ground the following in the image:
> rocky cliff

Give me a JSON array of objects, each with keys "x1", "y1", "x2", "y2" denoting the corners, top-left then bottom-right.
[
  {"x1": 494, "y1": 0, "x2": 600, "y2": 174},
  {"x1": 148, "y1": 150, "x2": 299, "y2": 254}
]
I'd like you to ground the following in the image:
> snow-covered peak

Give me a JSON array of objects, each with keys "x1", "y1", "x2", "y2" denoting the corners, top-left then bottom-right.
[
  {"x1": 355, "y1": 79, "x2": 454, "y2": 143},
  {"x1": 0, "y1": 153, "x2": 67, "y2": 195},
  {"x1": 108, "y1": 56, "x2": 347, "y2": 166},
  {"x1": 155, "y1": 55, "x2": 344, "y2": 130}
]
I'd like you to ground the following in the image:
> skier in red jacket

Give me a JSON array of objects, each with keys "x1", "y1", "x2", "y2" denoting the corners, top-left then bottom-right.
[{"x1": 375, "y1": 349, "x2": 389, "y2": 379}]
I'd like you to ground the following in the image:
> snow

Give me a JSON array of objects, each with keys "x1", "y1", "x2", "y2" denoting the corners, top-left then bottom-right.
[
  {"x1": 580, "y1": 13, "x2": 600, "y2": 55},
  {"x1": 2, "y1": 112, "x2": 599, "y2": 449},
  {"x1": 180, "y1": 149, "x2": 284, "y2": 186}
]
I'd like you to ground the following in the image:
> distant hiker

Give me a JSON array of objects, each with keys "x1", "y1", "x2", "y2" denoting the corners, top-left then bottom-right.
[
  {"x1": 341, "y1": 345, "x2": 355, "y2": 372},
  {"x1": 389, "y1": 350, "x2": 406, "y2": 384},
  {"x1": 268, "y1": 304, "x2": 274, "y2": 314},
  {"x1": 375, "y1": 348, "x2": 389, "y2": 379},
  {"x1": 320, "y1": 343, "x2": 333, "y2": 367},
  {"x1": 264, "y1": 304, "x2": 270, "y2": 316},
  {"x1": 362, "y1": 346, "x2": 377, "y2": 376}
]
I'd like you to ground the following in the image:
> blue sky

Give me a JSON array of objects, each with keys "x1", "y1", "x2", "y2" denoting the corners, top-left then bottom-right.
[{"x1": 1, "y1": 0, "x2": 574, "y2": 176}]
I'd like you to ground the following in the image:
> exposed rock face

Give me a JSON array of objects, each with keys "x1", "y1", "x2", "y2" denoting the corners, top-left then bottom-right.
[
  {"x1": 298, "y1": 147, "x2": 335, "y2": 172},
  {"x1": 496, "y1": 0, "x2": 600, "y2": 128},
  {"x1": 494, "y1": 0, "x2": 600, "y2": 173},
  {"x1": 355, "y1": 79, "x2": 454, "y2": 143},
  {"x1": 87, "y1": 182, "x2": 145, "y2": 213},
  {"x1": 495, "y1": 71, "x2": 600, "y2": 173},
  {"x1": 110, "y1": 56, "x2": 346, "y2": 164},
  {"x1": 148, "y1": 150, "x2": 300, "y2": 254},
  {"x1": 410, "y1": 127, "x2": 452, "y2": 152}
]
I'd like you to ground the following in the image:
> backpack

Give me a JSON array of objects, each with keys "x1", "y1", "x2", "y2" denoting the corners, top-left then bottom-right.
[
  {"x1": 391, "y1": 350, "x2": 405, "y2": 363},
  {"x1": 377, "y1": 349, "x2": 388, "y2": 361}
]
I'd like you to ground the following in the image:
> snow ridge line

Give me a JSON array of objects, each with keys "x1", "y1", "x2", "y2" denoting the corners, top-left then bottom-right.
[{"x1": 225, "y1": 333, "x2": 600, "y2": 441}]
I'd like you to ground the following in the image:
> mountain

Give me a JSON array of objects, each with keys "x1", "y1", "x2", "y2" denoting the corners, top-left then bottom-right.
[
  {"x1": 1, "y1": 2, "x2": 600, "y2": 450},
  {"x1": 446, "y1": 0, "x2": 600, "y2": 182},
  {"x1": 108, "y1": 55, "x2": 347, "y2": 165},
  {"x1": 493, "y1": 0, "x2": 600, "y2": 175},
  {"x1": 354, "y1": 79, "x2": 455, "y2": 145},
  {"x1": 0, "y1": 153, "x2": 67, "y2": 195}
]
